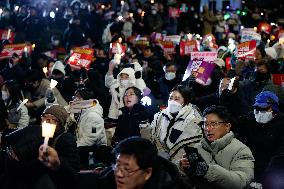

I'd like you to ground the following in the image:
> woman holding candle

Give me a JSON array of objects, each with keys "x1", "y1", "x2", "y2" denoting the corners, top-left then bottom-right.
[{"x1": 1, "y1": 80, "x2": 29, "y2": 128}]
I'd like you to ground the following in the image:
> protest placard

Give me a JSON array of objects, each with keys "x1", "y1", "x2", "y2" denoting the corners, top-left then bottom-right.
[
  {"x1": 0, "y1": 43, "x2": 32, "y2": 58},
  {"x1": 0, "y1": 29, "x2": 15, "y2": 43},
  {"x1": 180, "y1": 40, "x2": 198, "y2": 56},
  {"x1": 67, "y1": 47, "x2": 94, "y2": 70},
  {"x1": 236, "y1": 40, "x2": 257, "y2": 61},
  {"x1": 183, "y1": 52, "x2": 217, "y2": 85},
  {"x1": 241, "y1": 28, "x2": 261, "y2": 43}
]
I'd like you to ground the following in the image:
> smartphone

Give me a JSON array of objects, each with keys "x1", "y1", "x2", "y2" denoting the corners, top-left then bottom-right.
[{"x1": 184, "y1": 146, "x2": 199, "y2": 162}]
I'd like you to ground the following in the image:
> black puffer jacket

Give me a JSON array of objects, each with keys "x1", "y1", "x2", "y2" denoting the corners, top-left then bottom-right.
[
  {"x1": 0, "y1": 125, "x2": 80, "y2": 189},
  {"x1": 112, "y1": 103, "x2": 149, "y2": 144}
]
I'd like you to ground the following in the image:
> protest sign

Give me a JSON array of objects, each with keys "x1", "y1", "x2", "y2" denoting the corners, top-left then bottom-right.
[
  {"x1": 241, "y1": 28, "x2": 261, "y2": 43},
  {"x1": 0, "y1": 43, "x2": 32, "y2": 58},
  {"x1": 183, "y1": 52, "x2": 217, "y2": 85},
  {"x1": 236, "y1": 40, "x2": 257, "y2": 61},
  {"x1": 110, "y1": 42, "x2": 126, "y2": 55},
  {"x1": 163, "y1": 35, "x2": 181, "y2": 45},
  {"x1": 67, "y1": 47, "x2": 94, "y2": 70},
  {"x1": 134, "y1": 36, "x2": 150, "y2": 48},
  {"x1": 160, "y1": 41, "x2": 175, "y2": 54},
  {"x1": 0, "y1": 29, "x2": 15, "y2": 43},
  {"x1": 180, "y1": 40, "x2": 198, "y2": 56}
]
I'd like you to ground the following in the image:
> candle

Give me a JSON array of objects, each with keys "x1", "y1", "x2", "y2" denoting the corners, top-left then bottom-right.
[
  {"x1": 228, "y1": 77, "x2": 236, "y2": 91},
  {"x1": 43, "y1": 67, "x2": 48, "y2": 76},
  {"x1": 17, "y1": 99, "x2": 28, "y2": 111},
  {"x1": 42, "y1": 121, "x2": 56, "y2": 152},
  {"x1": 50, "y1": 79, "x2": 58, "y2": 89},
  {"x1": 141, "y1": 11, "x2": 145, "y2": 17},
  {"x1": 7, "y1": 29, "x2": 11, "y2": 39}
]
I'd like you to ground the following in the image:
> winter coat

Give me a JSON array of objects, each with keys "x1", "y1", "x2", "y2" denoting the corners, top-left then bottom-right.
[
  {"x1": 25, "y1": 78, "x2": 68, "y2": 110},
  {"x1": 236, "y1": 113, "x2": 284, "y2": 182},
  {"x1": 7, "y1": 100, "x2": 30, "y2": 128},
  {"x1": 112, "y1": 103, "x2": 149, "y2": 144},
  {"x1": 0, "y1": 125, "x2": 80, "y2": 189},
  {"x1": 105, "y1": 67, "x2": 146, "y2": 119},
  {"x1": 69, "y1": 99, "x2": 107, "y2": 147},
  {"x1": 151, "y1": 104, "x2": 203, "y2": 163},
  {"x1": 202, "y1": 10, "x2": 217, "y2": 35},
  {"x1": 192, "y1": 132, "x2": 254, "y2": 189}
]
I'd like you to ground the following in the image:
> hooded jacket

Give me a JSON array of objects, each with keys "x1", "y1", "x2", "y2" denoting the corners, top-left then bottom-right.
[
  {"x1": 69, "y1": 99, "x2": 107, "y2": 147},
  {"x1": 151, "y1": 104, "x2": 203, "y2": 163},
  {"x1": 105, "y1": 67, "x2": 146, "y2": 119}
]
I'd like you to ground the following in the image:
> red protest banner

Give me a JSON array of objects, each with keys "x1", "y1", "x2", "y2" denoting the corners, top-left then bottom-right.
[
  {"x1": 0, "y1": 43, "x2": 32, "y2": 59},
  {"x1": 236, "y1": 40, "x2": 257, "y2": 61},
  {"x1": 67, "y1": 47, "x2": 94, "y2": 70},
  {"x1": 180, "y1": 40, "x2": 198, "y2": 56},
  {"x1": 110, "y1": 43, "x2": 126, "y2": 55},
  {"x1": 160, "y1": 41, "x2": 175, "y2": 54},
  {"x1": 258, "y1": 22, "x2": 272, "y2": 34},
  {"x1": 0, "y1": 29, "x2": 15, "y2": 43},
  {"x1": 272, "y1": 74, "x2": 284, "y2": 86}
]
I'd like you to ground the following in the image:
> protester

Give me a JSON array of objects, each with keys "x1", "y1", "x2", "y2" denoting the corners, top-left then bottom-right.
[
  {"x1": 180, "y1": 105, "x2": 254, "y2": 189},
  {"x1": 0, "y1": 105, "x2": 80, "y2": 189},
  {"x1": 151, "y1": 85, "x2": 203, "y2": 163}
]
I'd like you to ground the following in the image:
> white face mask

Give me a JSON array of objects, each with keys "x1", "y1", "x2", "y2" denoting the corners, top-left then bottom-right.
[
  {"x1": 1, "y1": 91, "x2": 9, "y2": 101},
  {"x1": 120, "y1": 79, "x2": 129, "y2": 87},
  {"x1": 165, "y1": 72, "x2": 176, "y2": 80},
  {"x1": 167, "y1": 100, "x2": 183, "y2": 114},
  {"x1": 254, "y1": 110, "x2": 274, "y2": 124}
]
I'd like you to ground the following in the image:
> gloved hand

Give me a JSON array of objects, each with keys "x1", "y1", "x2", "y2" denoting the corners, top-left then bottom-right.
[
  {"x1": 8, "y1": 108, "x2": 21, "y2": 124},
  {"x1": 45, "y1": 88, "x2": 55, "y2": 103},
  {"x1": 185, "y1": 148, "x2": 209, "y2": 177}
]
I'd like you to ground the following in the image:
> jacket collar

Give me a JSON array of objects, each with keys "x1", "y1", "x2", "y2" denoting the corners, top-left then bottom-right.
[{"x1": 201, "y1": 131, "x2": 234, "y2": 155}]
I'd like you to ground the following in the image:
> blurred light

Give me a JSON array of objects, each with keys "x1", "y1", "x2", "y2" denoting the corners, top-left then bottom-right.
[
  {"x1": 121, "y1": 0, "x2": 124, "y2": 5},
  {"x1": 224, "y1": 13, "x2": 230, "y2": 20},
  {"x1": 242, "y1": 1, "x2": 245, "y2": 3},
  {"x1": 253, "y1": 27, "x2": 257, "y2": 31},
  {"x1": 0, "y1": 8, "x2": 3, "y2": 15},
  {"x1": 14, "y1": 5, "x2": 19, "y2": 11},
  {"x1": 267, "y1": 39, "x2": 270, "y2": 43},
  {"x1": 101, "y1": 5, "x2": 105, "y2": 9},
  {"x1": 261, "y1": 12, "x2": 264, "y2": 16},
  {"x1": 240, "y1": 25, "x2": 244, "y2": 30},
  {"x1": 32, "y1": 44, "x2": 36, "y2": 48},
  {"x1": 236, "y1": 10, "x2": 241, "y2": 15},
  {"x1": 141, "y1": 96, "x2": 152, "y2": 106},
  {"x1": 226, "y1": 6, "x2": 230, "y2": 10},
  {"x1": 118, "y1": 37, "x2": 122, "y2": 43},
  {"x1": 118, "y1": 15, "x2": 123, "y2": 21},
  {"x1": 270, "y1": 35, "x2": 275, "y2": 41},
  {"x1": 271, "y1": 22, "x2": 277, "y2": 26},
  {"x1": 49, "y1": 11, "x2": 55, "y2": 19},
  {"x1": 56, "y1": 7, "x2": 58, "y2": 12},
  {"x1": 129, "y1": 13, "x2": 133, "y2": 17},
  {"x1": 42, "y1": 10, "x2": 47, "y2": 17}
]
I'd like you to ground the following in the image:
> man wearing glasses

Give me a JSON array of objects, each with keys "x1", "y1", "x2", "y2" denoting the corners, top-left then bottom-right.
[{"x1": 179, "y1": 105, "x2": 254, "y2": 189}]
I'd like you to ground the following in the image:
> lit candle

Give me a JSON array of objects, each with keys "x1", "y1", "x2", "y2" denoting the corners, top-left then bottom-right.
[
  {"x1": 50, "y1": 79, "x2": 58, "y2": 89},
  {"x1": 7, "y1": 29, "x2": 11, "y2": 39},
  {"x1": 42, "y1": 121, "x2": 56, "y2": 152},
  {"x1": 43, "y1": 67, "x2": 48, "y2": 76},
  {"x1": 17, "y1": 99, "x2": 28, "y2": 111}
]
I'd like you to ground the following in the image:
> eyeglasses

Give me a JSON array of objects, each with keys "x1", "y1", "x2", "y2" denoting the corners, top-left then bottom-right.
[
  {"x1": 112, "y1": 164, "x2": 141, "y2": 177},
  {"x1": 201, "y1": 121, "x2": 228, "y2": 129}
]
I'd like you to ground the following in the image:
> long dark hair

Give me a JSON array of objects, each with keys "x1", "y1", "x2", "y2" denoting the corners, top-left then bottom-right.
[{"x1": 4, "y1": 80, "x2": 23, "y2": 108}]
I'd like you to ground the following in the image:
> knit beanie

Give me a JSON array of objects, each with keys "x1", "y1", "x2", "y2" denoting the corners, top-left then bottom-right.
[{"x1": 43, "y1": 105, "x2": 69, "y2": 128}]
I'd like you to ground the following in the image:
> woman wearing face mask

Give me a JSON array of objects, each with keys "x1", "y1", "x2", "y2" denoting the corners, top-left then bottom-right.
[
  {"x1": 1, "y1": 80, "x2": 29, "y2": 129},
  {"x1": 151, "y1": 85, "x2": 203, "y2": 164},
  {"x1": 105, "y1": 61, "x2": 146, "y2": 120},
  {"x1": 112, "y1": 87, "x2": 150, "y2": 145}
]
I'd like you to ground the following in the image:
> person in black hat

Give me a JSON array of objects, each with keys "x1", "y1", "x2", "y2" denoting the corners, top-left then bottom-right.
[{"x1": 0, "y1": 105, "x2": 80, "y2": 189}]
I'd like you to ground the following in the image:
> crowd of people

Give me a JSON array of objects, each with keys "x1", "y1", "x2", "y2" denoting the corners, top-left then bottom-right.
[{"x1": 0, "y1": 0, "x2": 284, "y2": 188}]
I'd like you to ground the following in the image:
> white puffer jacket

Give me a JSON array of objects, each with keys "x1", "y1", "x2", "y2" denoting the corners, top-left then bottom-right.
[
  {"x1": 105, "y1": 67, "x2": 146, "y2": 119},
  {"x1": 70, "y1": 99, "x2": 107, "y2": 147}
]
